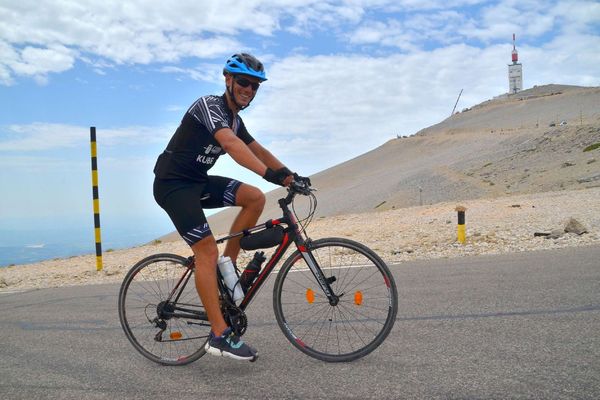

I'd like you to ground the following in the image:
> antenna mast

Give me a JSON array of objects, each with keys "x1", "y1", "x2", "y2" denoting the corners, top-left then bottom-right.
[{"x1": 451, "y1": 89, "x2": 463, "y2": 116}]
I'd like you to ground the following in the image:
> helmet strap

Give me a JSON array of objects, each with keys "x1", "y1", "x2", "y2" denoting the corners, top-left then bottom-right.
[{"x1": 226, "y1": 77, "x2": 254, "y2": 111}]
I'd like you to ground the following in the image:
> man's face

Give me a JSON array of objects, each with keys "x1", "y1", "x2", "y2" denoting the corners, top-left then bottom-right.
[{"x1": 228, "y1": 74, "x2": 260, "y2": 107}]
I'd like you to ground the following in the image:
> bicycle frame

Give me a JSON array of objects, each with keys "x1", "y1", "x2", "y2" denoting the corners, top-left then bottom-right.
[
  {"x1": 160, "y1": 188, "x2": 337, "y2": 323},
  {"x1": 218, "y1": 193, "x2": 338, "y2": 309}
]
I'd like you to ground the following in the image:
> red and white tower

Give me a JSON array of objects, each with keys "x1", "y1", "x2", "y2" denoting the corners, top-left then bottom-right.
[{"x1": 508, "y1": 33, "x2": 523, "y2": 93}]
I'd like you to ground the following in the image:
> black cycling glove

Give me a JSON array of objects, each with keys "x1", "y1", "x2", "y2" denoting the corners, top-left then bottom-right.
[
  {"x1": 263, "y1": 167, "x2": 291, "y2": 186},
  {"x1": 293, "y1": 173, "x2": 311, "y2": 187}
]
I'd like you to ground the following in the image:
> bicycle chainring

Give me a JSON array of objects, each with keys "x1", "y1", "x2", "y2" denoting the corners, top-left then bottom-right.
[{"x1": 224, "y1": 305, "x2": 247, "y2": 336}]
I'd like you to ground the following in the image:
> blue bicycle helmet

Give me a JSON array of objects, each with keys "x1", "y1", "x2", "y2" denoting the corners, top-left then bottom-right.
[{"x1": 223, "y1": 53, "x2": 267, "y2": 81}]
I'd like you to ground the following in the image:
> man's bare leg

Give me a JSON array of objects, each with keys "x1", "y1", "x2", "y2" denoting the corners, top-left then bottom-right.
[
  {"x1": 223, "y1": 184, "x2": 265, "y2": 263},
  {"x1": 191, "y1": 235, "x2": 228, "y2": 336}
]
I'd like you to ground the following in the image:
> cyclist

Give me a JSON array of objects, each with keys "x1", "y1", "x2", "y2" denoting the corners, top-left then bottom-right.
[{"x1": 153, "y1": 53, "x2": 308, "y2": 361}]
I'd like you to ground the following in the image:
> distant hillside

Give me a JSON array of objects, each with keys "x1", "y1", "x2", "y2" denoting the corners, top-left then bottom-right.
[{"x1": 160, "y1": 84, "x2": 600, "y2": 240}]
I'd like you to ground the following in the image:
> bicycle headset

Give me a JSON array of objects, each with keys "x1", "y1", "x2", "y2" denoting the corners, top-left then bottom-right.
[{"x1": 222, "y1": 53, "x2": 267, "y2": 110}]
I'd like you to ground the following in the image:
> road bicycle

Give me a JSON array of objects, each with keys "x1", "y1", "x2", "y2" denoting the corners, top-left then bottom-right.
[{"x1": 118, "y1": 180, "x2": 398, "y2": 364}]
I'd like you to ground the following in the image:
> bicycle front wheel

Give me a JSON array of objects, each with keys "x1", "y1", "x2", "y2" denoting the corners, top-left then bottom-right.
[
  {"x1": 118, "y1": 253, "x2": 209, "y2": 366},
  {"x1": 273, "y1": 238, "x2": 398, "y2": 362}
]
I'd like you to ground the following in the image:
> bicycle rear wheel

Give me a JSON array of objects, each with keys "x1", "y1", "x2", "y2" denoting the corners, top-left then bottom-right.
[
  {"x1": 273, "y1": 238, "x2": 398, "y2": 362},
  {"x1": 118, "y1": 253, "x2": 209, "y2": 366}
]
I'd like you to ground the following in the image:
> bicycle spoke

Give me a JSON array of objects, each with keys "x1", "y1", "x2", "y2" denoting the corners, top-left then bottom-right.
[
  {"x1": 291, "y1": 301, "x2": 332, "y2": 340},
  {"x1": 332, "y1": 306, "x2": 359, "y2": 354}
]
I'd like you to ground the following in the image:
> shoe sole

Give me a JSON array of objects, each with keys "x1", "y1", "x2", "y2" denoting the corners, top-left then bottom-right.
[{"x1": 205, "y1": 343, "x2": 258, "y2": 362}]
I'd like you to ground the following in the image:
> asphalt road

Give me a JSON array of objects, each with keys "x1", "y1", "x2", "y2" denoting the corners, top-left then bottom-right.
[{"x1": 1, "y1": 245, "x2": 599, "y2": 399}]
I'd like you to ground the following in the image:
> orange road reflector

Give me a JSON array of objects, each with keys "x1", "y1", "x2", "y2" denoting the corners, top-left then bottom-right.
[
  {"x1": 354, "y1": 291, "x2": 363, "y2": 306},
  {"x1": 170, "y1": 331, "x2": 183, "y2": 340},
  {"x1": 306, "y1": 288, "x2": 315, "y2": 304}
]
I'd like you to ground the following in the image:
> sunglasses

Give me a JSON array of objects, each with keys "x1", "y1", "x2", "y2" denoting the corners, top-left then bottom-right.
[{"x1": 234, "y1": 76, "x2": 260, "y2": 91}]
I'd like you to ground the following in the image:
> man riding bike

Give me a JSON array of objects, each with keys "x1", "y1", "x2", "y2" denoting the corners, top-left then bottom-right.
[{"x1": 153, "y1": 53, "x2": 309, "y2": 361}]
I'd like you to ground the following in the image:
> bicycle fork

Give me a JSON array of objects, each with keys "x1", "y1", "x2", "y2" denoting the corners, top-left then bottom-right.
[{"x1": 297, "y1": 242, "x2": 340, "y2": 306}]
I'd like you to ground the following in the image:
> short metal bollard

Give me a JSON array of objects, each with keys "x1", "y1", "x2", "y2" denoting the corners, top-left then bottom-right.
[{"x1": 455, "y1": 206, "x2": 466, "y2": 244}]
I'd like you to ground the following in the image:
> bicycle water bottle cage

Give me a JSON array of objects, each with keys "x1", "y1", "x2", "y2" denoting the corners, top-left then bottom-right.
[{"x1": 240, "y1": 226, "x2": 285, "y2": 250}]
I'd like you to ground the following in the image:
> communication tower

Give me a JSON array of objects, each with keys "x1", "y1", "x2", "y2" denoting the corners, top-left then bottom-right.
[{"x1": 508, "y1": 33, "x2": 523, "y2": 94}]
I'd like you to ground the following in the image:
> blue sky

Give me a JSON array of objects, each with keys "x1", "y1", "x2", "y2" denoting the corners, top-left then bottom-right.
[{"x1": 1, "y1": 0, "x2": 599, "y2": 246}]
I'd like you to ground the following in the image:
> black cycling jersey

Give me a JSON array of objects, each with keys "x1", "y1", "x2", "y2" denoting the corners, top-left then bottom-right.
[
  {"x1": 154, "y1": 94, "x2": 255, "y2": 182},
  {"x1": 153, "y1": 93, "x2": 256, "y2": 246}
]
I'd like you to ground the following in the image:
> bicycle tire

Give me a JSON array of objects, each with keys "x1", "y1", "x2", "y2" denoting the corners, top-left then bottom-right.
[
  {"x1": 273, "y1": 238, "x2": 398, "y2": 362},
  {"x1": 118, "y1": 253, "x2": 209, "y2": 366}
]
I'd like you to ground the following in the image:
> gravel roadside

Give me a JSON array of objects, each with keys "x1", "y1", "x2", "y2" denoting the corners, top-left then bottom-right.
[{"x1": 1, "y1": 187, "x2": 599, "y2": 292}]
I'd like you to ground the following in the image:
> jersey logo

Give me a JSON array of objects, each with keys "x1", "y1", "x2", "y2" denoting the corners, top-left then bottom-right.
[
  {"x1": 204, "y1": 144, "x2": 222, "y2": 155},
  {"x1": 196, "y1": 144, "x2": 222, "y2": 165}
]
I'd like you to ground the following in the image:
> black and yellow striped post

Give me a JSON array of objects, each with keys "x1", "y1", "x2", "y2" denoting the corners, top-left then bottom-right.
[
  {"x1": 90, "y1": 127, "x2": 103, "y2": 271},
  {"x1": 455, "y1": 206, "x2": 466, "y2": 244}
]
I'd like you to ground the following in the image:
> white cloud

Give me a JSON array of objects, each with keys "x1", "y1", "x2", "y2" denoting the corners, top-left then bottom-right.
[
  {"x1": 0, "y1": 40, "x2": 18, "y2": 84},
  {"x1": 553, "y1": 0, "x2": 600, "y2": 35},
  {"x1": 0, "y1": 123, "x2": 175, "y2": 152},
  {"x1": 348, "y1": 10, "x2": 469, "y2": 50},
  {"x1": 348, "y1": 20, "x2": 418, "y2": 51},
  {"x1": 462, "y1": 0, "x2": 600, "y2": 41},
  {"x1": 523, "y1": 34, "x2": 600, "y2": 87},
  {"x1": 0, "y1": 123, "x2": 85, "y2": 151},
  {"x1": 159, "y1": 64, "x2": 224, "y2": 84},
  {"x1": 14, "y1": 45, "x2": 75, "y2": 74},
  {"x1": 0, "y1": 0, "x2": 310, "y2": 83},
  {"x1": 1, "y1": 0, "x2": 599, "y2": 86},
  {"x1": 348, "y1": 0, "x2": 600, "y2": 51},
  {"x1": 245, "y1": 47, "x2": 505, "y2": 158},
  {"x1": 0, "y1": 42, "x2": 75, "y2": 85}
]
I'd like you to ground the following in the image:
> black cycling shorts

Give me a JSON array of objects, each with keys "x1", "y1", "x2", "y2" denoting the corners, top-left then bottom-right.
[{"x1": 153, "y1": 176, "x2": 242, "y2": 246}]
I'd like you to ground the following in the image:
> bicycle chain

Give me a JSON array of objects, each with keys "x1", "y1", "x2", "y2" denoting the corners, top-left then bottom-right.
[{"x1": 224, "y1": 304, "x2": 248, "y2": 336}]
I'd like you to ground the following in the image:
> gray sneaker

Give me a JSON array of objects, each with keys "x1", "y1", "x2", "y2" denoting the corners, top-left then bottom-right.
[{"x1": 204, "y1": 328, "x2": 258, "y2": 361}]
